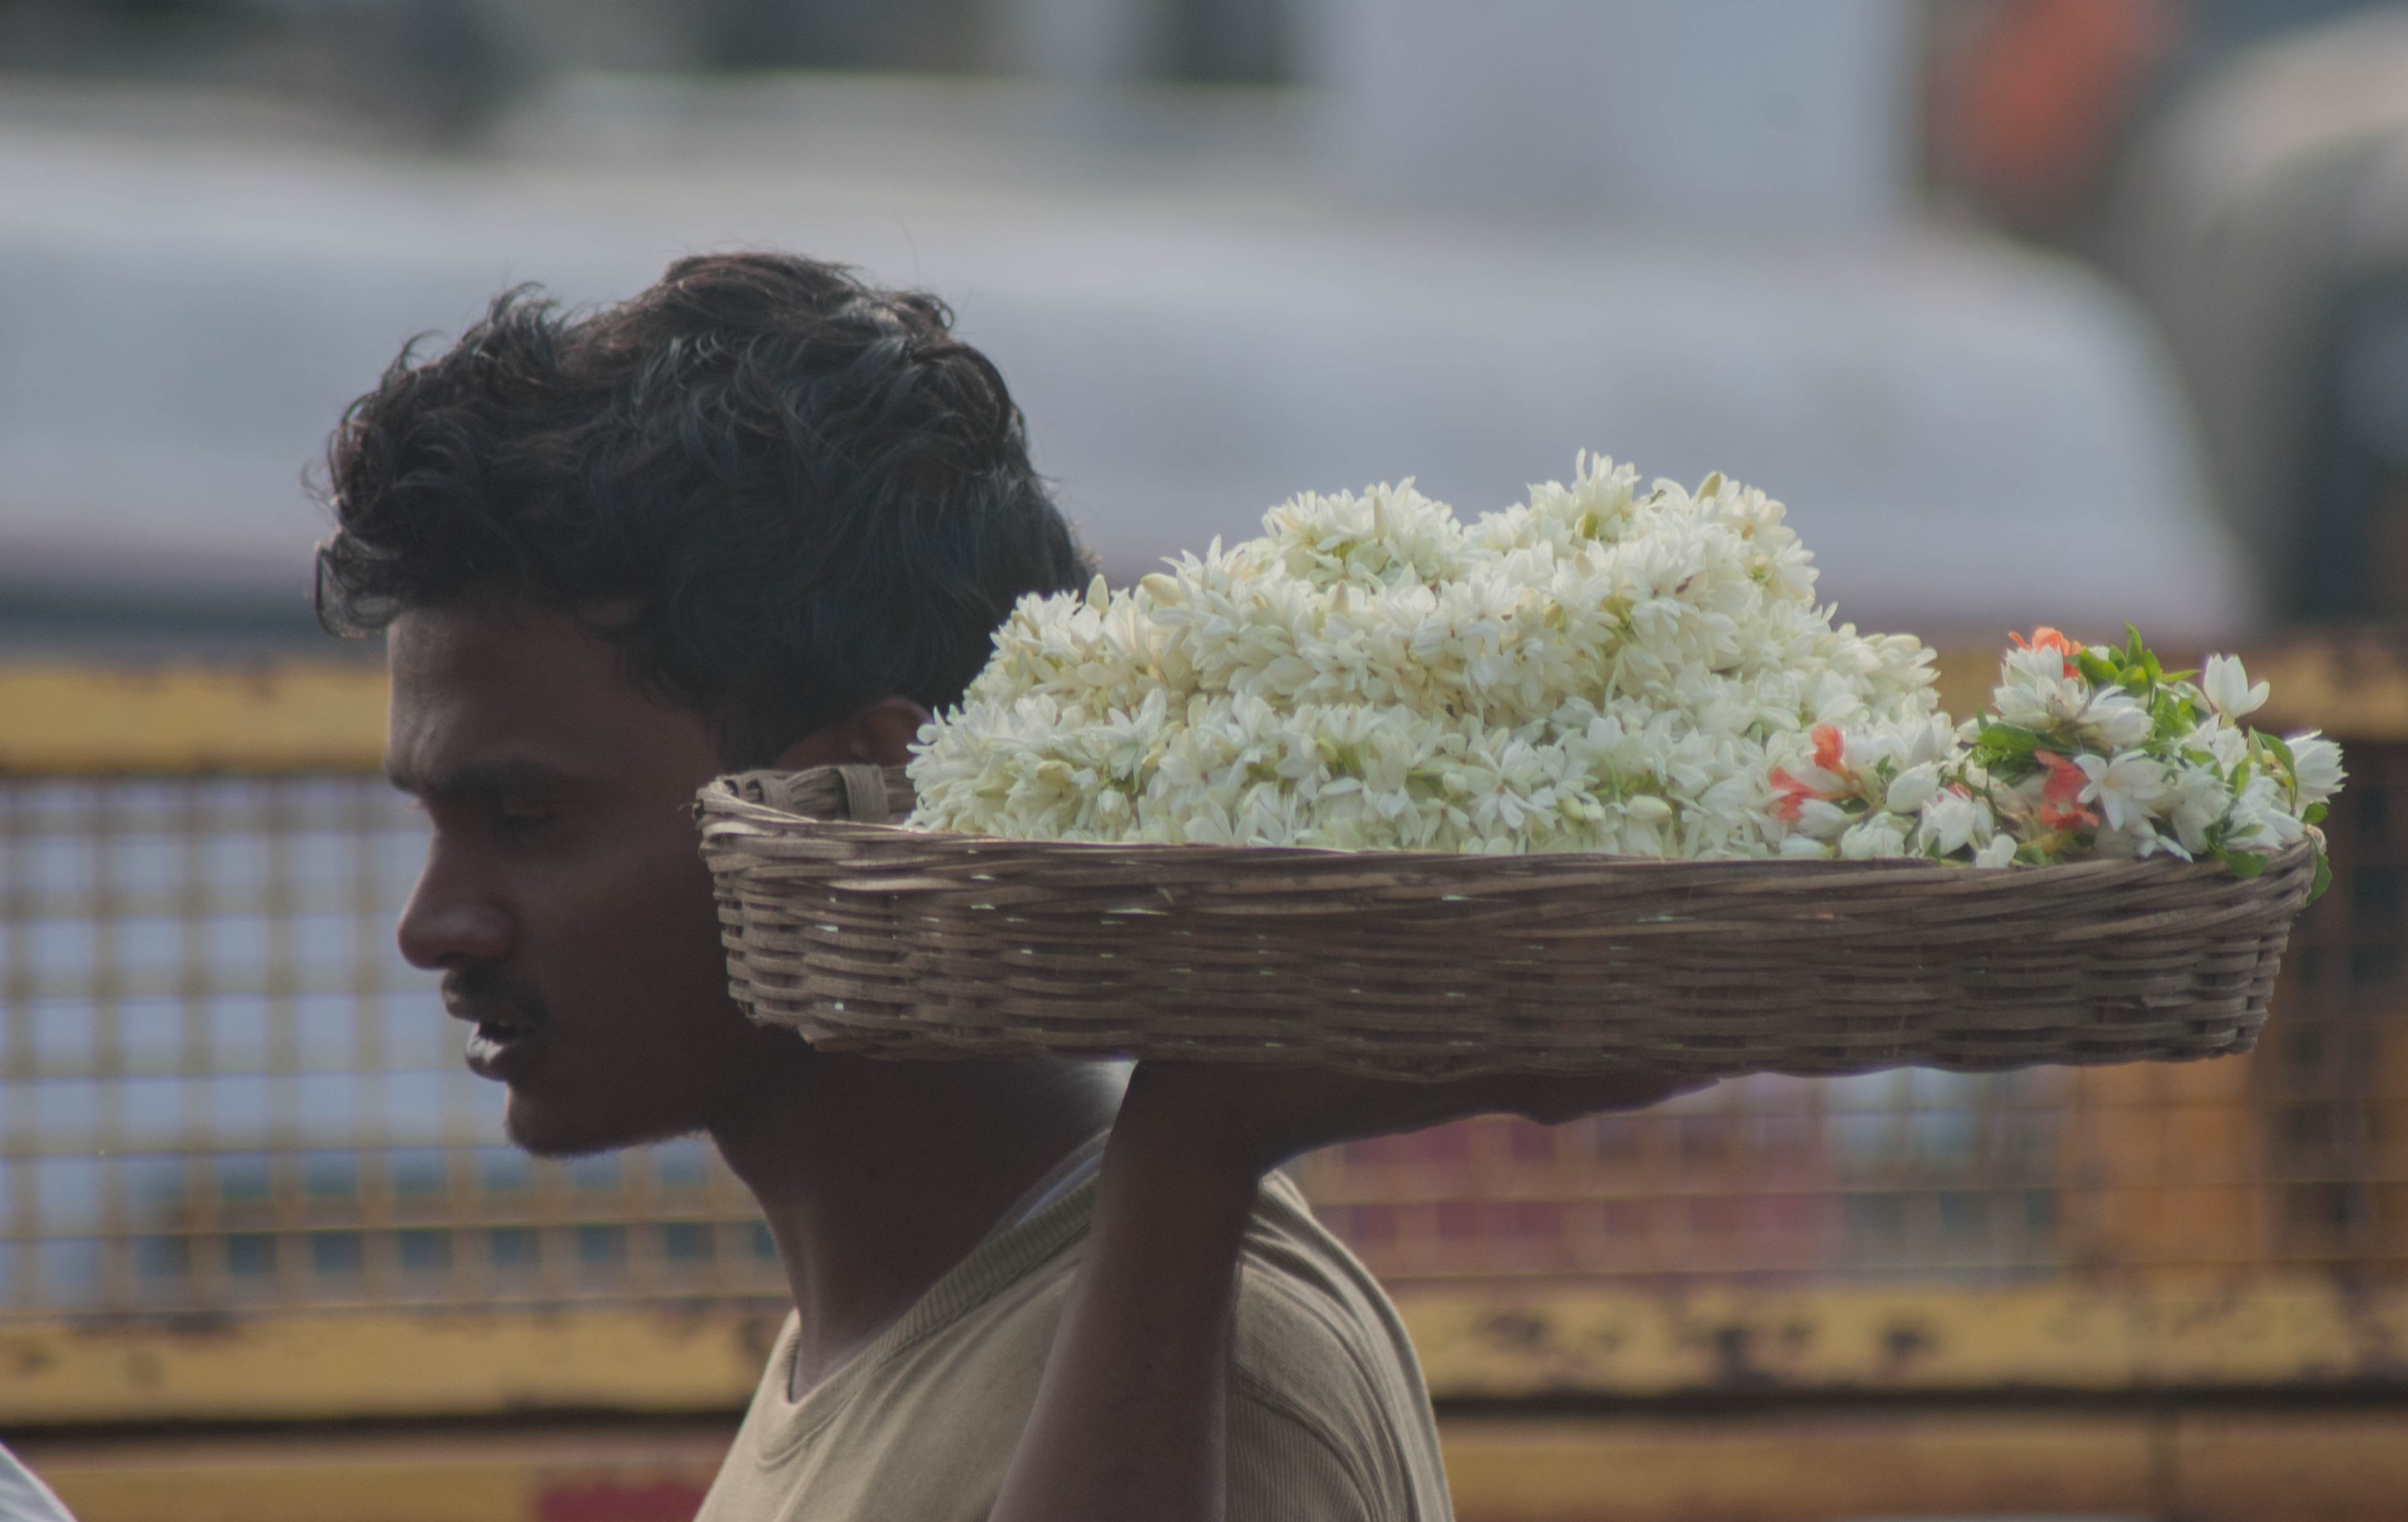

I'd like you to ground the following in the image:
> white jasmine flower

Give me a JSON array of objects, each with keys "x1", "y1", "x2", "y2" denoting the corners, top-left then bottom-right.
[
  {"x1": 1792, "y1": 798, "x2": 1855, "y2": 841},
  {"x1": 2287, "y1": 733, "x2": 2345, "y2": 805},
  {"x1": 2075, "y1": 751, "x2": 2170, "y2": 833},
  {"x1": 2223, "y1": 775, "x2": 2305, "y2": 853},
  {"x1": 1919, "y1": 791, "x2": 1989, "y2": 855},
  {"x1": 1885, "y1": 763, "x2": 1940, "y2": 814},
  {"x1": 2200, "y1": 654, "x2": 2269, "y2": 720},
  {"x1": 1839, "y1": 815, "x2": 1912, "y2": 860},
  {"x1": 2194, "y1": 716, "x2": 2249, "y2": 771},
  {"x1": 2130, "y1": 825, "x2": 2190, "y2": 861},
  {"x1": 1972, "y1": 833, "x2": 2019, "y2": 869},
  {"x1": 2164, "y1": 764, "x2": 2233, "y2": 855}
]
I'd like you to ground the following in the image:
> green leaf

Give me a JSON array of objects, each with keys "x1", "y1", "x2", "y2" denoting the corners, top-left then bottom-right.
[
  {"x1": 2304, "y1": 802, "x2": 2328, "y2": 825},
  {"x1": 2308, "y1": 849, "x2": 2333, "y2": 906},
  {"x1": 2261, "y1": 731, "x2": 2296, "y2": 773},
  {"x1": 1975, "y1": 720, "x2": 2047, "y2": 758},
  {"x1": 2214, "y1": 847, "x2": 2267, "y2": 878},
  {"x1": 2151, "y1": 692, "x2": 2196, "y2": 742},
  {"x1": 2075, "y1": 649, "x2": 2121, "y2": 685}
]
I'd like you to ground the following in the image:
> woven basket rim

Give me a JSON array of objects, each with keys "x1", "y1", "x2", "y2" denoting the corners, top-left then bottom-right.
[{"x1": 696, "y1": 768, "x2": 2318, "y2": 1077}]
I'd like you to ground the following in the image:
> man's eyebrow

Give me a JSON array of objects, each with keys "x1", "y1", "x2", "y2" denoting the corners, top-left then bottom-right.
[{"x1": 386, "y1": 757, "x2": 579, "y2": 803}]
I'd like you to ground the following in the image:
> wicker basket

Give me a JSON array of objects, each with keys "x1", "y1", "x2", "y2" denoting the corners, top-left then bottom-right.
[{"x1": 696, "y1": 764, "x2": 2320, "y2": 1079}]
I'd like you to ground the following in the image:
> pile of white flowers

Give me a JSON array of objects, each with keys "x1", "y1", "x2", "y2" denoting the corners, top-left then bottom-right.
[{"x1": 907, "y1": 457, "x2": 2341, "y2": 881}]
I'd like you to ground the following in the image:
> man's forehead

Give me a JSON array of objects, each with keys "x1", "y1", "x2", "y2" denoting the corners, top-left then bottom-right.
[
  {"x1": 389, "y1": 601, "x2": 609, "y2": 673},
  {"x1": 384, "y1": 606, "x2": 657, "y2": 781}
]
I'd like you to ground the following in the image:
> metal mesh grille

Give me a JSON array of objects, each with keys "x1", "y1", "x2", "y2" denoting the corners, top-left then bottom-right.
[
  {"x1": 1300, "y1": 1068, "x2": 2068, "y2": 1288},
  {"x1": 2253, "y1": 738, "x2": 2408, "y2": 1275},
  {"x1": 0, "y1": 776, "x2": 782, "y2": 1316},
  {"x1": 3, "y1": 749, "x2": 2403, "y2": 1318}
]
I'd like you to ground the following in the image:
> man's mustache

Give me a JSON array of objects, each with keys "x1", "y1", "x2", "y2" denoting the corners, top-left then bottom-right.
[{"x1": 442, "y1": 967, "x2": 552, "y2": 1026}]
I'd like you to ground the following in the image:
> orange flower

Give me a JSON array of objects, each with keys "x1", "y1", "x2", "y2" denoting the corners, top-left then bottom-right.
[
  {"x1": 1765, "y1": 723, "x2": 1856, "y2": 822},
  {"x1": 2034, "y1": 749, "x2": 2098, "y2": 830},
  {"x1": 1768, "y1": 767, "x2": 1815, "y2": 820}
]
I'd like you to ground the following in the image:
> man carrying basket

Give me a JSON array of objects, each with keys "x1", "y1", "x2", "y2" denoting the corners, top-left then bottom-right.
[{"x1": 317, "y1": 251, "x2": 1697, "y2": 1522}]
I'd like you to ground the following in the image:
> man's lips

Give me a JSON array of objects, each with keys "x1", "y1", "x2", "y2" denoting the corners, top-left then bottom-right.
[
  {"x1": 448, "y1": 999, "x2": 547, "y2": 1081},
  {"x1": 461, "y1": 1018, "x2": 542, "y2": 1080}
]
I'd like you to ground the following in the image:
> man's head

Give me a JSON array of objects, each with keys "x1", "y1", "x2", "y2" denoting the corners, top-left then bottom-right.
[{"x1": 321, "y1": 253, "x2": 1090, "y2": 1154}]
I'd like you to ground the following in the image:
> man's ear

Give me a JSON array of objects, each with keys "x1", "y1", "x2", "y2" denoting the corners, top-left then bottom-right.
[{"x1": 771, "y1": 696, "x2": 933, "y2": 772}]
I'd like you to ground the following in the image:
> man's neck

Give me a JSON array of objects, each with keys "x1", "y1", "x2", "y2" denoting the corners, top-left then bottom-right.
[{"x1": 710, "y1": 1052, "x2": 1123, "y2": 1393}]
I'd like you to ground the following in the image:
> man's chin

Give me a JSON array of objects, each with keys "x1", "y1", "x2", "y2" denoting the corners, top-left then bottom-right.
[{"x1": 502, "y1": 1090, "x2": 695, "y2": 1158}]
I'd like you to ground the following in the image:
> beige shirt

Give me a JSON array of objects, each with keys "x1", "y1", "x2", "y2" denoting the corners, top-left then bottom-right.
[{"x1": 694, "y1": 1169, "x2": 1453, "y2": 1522}]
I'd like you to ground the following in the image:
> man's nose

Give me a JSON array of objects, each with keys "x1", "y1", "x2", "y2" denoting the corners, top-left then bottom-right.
[{"x1": 396, "y1": 846, "x2": 512, "y2": 970}]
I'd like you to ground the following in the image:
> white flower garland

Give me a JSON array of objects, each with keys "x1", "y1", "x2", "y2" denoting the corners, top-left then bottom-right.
[{"x1": 908, "y1": 457, "x2": 2340, "y2": 883}]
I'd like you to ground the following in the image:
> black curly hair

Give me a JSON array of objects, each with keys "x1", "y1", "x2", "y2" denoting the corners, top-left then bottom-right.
[{"x1": 315, "y1": 251, "x2": 1090, "y2": 765}]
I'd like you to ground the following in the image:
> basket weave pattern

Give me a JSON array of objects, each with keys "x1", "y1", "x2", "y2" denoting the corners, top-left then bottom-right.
[{"x1": 698, "y1": 766, "x2": 2318, "y2": 1079}]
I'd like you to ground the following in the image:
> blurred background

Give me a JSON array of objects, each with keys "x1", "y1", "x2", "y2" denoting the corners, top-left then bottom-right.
[{"x1": 6, "y1": 2, "x2": 2408, "y2": 1519}]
